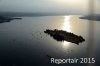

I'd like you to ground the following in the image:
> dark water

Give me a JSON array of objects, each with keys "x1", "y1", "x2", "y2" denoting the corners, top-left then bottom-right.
[{"x1": 0, "y1": 15, "x2": 100, "y2": 66}]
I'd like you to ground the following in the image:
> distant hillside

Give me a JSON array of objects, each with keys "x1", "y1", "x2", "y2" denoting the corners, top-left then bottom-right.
[
  {"x1": 0, "y1": 12, "x2": 53, "y2": 17},
  {"x1": 0, "y1": 12, "x2": 77, "y2": 17},
  {"x1": 80, "y1": 14, "x2": 100, "y2": 21}
]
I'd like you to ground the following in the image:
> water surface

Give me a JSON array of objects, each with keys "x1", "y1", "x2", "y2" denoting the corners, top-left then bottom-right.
[{"x1": 0, "y1": 15, "x2": 100, "y2": 66}]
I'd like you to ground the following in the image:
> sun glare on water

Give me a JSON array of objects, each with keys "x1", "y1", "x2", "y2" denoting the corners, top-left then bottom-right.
[
  {"x1": 62, "y1": 16, "x2": 72, "y2": 49},
  {"x1": 63, "y1": 16, "x2": 71, "y2": 32}
]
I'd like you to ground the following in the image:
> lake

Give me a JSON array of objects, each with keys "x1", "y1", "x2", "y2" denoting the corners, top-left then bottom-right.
[{"x1": 0, "y1": 15, "x2": 100, "y2": 66}]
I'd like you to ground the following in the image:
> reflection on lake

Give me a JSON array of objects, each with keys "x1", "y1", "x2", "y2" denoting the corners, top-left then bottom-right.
[
  {"x1": 62, "y1": 16, "x2": 71, "y2": 49},
  {"x1": 63, "y1": 16, "x2": 71, "y2": 32},
  {"x1": 0, "y1": 15, "x2": 99, "y2": 66}
]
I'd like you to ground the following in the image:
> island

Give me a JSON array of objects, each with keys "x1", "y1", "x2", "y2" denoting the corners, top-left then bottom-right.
[
  {"x1": 80, "y1": 15, "x2": 100, "y2": 21},
  {"x1": 44, "y1": 29, "x2": 85, "y2": 45},
  {"x1": 0, "y1": 16, "x2": 22, "y2": 23}
]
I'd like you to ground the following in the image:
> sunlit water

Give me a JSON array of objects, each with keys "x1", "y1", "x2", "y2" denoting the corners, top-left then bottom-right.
[
  {"x1": 62, "y1": 16, "x2": 71, "y2": 50},
  {"x1": 0, "y1": 15, "x2": 100, "y2": 66}
]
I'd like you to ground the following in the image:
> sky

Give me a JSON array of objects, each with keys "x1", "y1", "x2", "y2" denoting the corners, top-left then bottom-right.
[{"x1": 0, "y1": 0, "x2": 100, "y2": 15}]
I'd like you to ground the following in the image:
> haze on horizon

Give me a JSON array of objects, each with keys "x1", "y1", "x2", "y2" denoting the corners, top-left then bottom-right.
[{"x1": 0, "y1": 0, "x2": 100, "y2": 15}]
